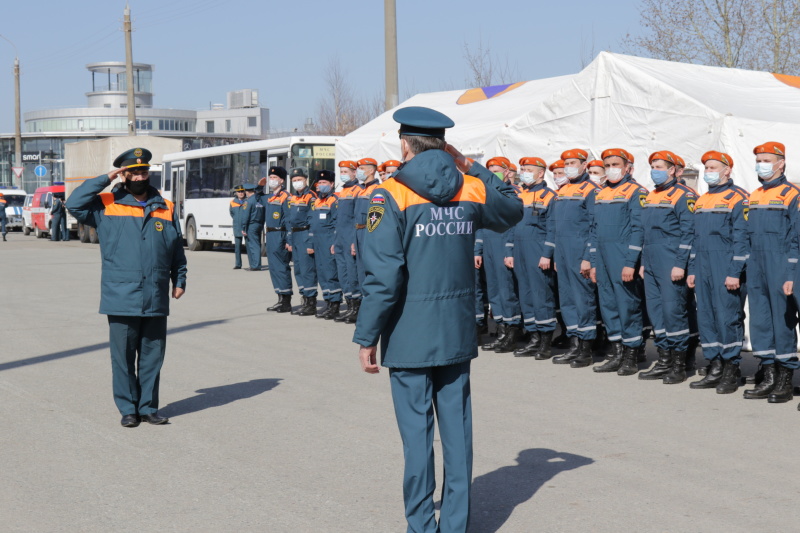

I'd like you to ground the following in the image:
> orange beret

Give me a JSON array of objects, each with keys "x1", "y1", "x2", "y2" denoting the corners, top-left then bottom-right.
[
  {"x1": 549, "y1": 159, "x2": 565, "y2": 171},
  {"x1": 509, "y1": 163, "x2": 517, "y2": 171},
  {"x1": 357, "y1": 158, "x2": 378, "y2": 167},
  {"x1": 648, "y1": 151, "x2": 676, "y2": 165},
  {"x1": 754, "y1": 142, "x2": 785, "y2": 156},
  {"x1": 519, "y1": 157, "x2": 547, "y2": 168},
  {"x1": 486, "y1": 157, "x2": 511, "y2": 169},
  {"x1": 377, "y1": 163, "x2": 386, "y2": 172},
  {"x1": 601, "y1": 148, "x2": 630, "y2": 162},
  {"x1": 701, "y1": 151, "x2": 734, "y2": 168},
  {"x1": 587, "y1": 159, "x2": 605, "y2": 168},
  {"x1": 671, "y1": 153, "x2": 685, "y2": 168},
  {"x1": 338, "y1": 160, "x2": 357, "y2": 170},
  {"x1": 561, "y1": 149, "x2": 588, "y2": 161},
  {"x1": 383, "y1": 160, "x2": 401, "y2": 168}
]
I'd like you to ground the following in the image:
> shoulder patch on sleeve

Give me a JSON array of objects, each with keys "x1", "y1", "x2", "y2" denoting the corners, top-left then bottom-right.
[
  {"x1": 367, "y1": 206, "x2": 385, "y2": 232},
  {"x1": 686, "y1": 197, "x2": 696, "y2": 213},
  {"x1": 371, "y1": 193, "x2": 386, "y2": 205}
]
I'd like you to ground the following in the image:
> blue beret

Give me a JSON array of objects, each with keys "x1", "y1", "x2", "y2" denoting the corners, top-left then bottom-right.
[
  {"x1": 393, "y1": 106, "x2": 455, "y2": 138},
  {"x1": 113, "y1": 147, "x2": 152, "y2": 169},
  {"x1": 243, "y1": 183, "x2": 257, "y2": 191}
]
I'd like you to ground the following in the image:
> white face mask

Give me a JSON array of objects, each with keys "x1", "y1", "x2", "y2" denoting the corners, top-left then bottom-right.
[
  {"x1": 756, "y1": 162, "x2": 775, "y2": 179},
  {"x1": 564, "y1": 166, "x2": 580, "y2": 179},
  {"x1": 292, "y1": 180, "x2": 306, "y2": 192},
  {"x1": 606, "y1": 167, "x2": 623, "y2": 183},
  {"x1": 356, "y1": 169, "x2": 367, "y2": 183},
  {"x1": 268, "y1": 179, "x2": 281, "y2": 190},
  {"x1": 555, "y1": 175, "x2": 569, "y2": 188},
  {"x1": 520, "y1": 172, "x2": 535, "y2": 185}
]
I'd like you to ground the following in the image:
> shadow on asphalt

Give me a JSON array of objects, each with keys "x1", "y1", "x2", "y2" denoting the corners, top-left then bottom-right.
[
  {"x1": 468, "y1": 448, "x2": 594, "y2": 532},
  {"x1": 0, "y1": 319, "x2": 231, "y2": 372},
  {"x1": 159, "y1": 378, "x2": 282, "y2": 418}
]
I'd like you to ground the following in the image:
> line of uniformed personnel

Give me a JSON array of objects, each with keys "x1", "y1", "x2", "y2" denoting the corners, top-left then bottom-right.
[
  {"x1": 472, "y1": 141, "x2": 800, "y2": 411},
  {"x1": 228, "y1": 158, "x2": 401, "y2": 323}
]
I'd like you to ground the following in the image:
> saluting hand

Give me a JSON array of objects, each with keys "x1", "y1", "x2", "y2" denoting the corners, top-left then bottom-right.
[
  {"x1": 359, "y1": 346, "x2": 379, "y2": 374},
  {"x1": 108, "y1": 167, "x2": 126, "y2": 180}
]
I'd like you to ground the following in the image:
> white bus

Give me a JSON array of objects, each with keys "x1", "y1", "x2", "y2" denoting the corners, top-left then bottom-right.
[{"x1": 162, "y1": 135, "x2": 339, "y2": 251}]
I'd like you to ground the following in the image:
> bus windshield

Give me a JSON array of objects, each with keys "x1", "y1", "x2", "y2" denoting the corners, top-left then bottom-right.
[{"x1": 291, "y1": 144, "x2": 335, "y2": 180}]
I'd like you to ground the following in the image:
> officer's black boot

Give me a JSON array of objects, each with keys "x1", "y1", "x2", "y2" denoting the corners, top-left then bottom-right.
[
  {"x1": 569, "y1": 339, "x2": 596, "y2": 368},
  {"x1": 344, "y1": 299, "x2": 361, "y2": 324},
  {"x1": 275, "y1": 294, "x2": 292, "y2": 313},
  {"x1": 334, "y1": 298, "x2": 353, "y2": 322},
  {"x1": 689, "y1": 357, "x2": 723, "y2": 389},
  {"x1": 639, "y1": 348, "x2": 673, "y2": 380},
  {"x1": 316, "y1": 300, "x2": 331, "y2": 318},
  {"x1": 746, "y1": 363, "x2": 765, "y2": 385},
  {"x1": 685, "y1": 337, "x2": 698, "y2": 373},
  {"x1": 323, "y1": 301, "x2": 340, "y2": 320},
  {"x1": 768, "y1": 365, "x2": 794, "y2": 403},
  {"x1": 617, "y1": 346, "x2": 640, "y2": 376},
  {"x1": 514, "y1": 331, "x2": 541, "y2": 357},
  {"x1": 267, "y1": 295, "x2": 286, "y2": 312},
  {"x1": 593, "y1": 342, "x2": 624, "y2": 373},
  {"x1": 553, "y1": 336, "x2": 580, "y2": 364},
  {"x1": 291, "y1": 296, "x2": 307, "y2": 315},
  {"x1": 743, "y1": 364, "x2": 777, "y2": 399},
  {"x1": 662, "y1": 351, "x2": 687, "y2": 384},
  {"x1": 552, "y1": 311, "x2": 569, "y2": 348},
  {"x1": 482, "y1": 324, "x2": 507, "y2": 351},
  {"x1": 534, "y1": 332, "x2": 554, "y2": 360},
  {"x1": 636, "y1": 344, "x2": 647, "y2": 363},
  {"x1": 297, "y1": 296, "x2": 317, "y2": 316},
  {"x1": 495, "y1": 326, "x2": 521, "y2": 353},
  {"x1": 716, "y1": 360, "x2": 741, "y2": 394}
]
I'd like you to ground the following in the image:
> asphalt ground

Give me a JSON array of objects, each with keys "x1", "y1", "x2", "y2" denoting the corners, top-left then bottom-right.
[{"x1": 3, "y1": 233, "x2": 800, "y2": 533}]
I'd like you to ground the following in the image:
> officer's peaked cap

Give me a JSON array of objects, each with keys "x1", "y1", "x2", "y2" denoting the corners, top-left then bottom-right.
[
  {"x1": 113, "y1": 147, "x2": 152, "y2": 169},
  {"x1": 393, "y1": 106, "x2": 455, "y2": 139}
]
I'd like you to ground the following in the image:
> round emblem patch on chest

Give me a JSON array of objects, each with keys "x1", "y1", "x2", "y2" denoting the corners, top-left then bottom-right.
[
  {"x1": 154, "y1": 220, "x2": 164, "y2": 231},
  {"x1": 272, "y1": 212, "x2": 280, "y2": 219}
]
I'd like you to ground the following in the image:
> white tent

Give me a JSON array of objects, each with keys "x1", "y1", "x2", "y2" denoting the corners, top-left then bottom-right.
[{"x1": 337, "y1": 51, "x2": 800, "y2": 193}]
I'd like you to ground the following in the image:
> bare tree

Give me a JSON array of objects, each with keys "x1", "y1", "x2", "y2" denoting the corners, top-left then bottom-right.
[
  {"x1": 463, "y1": 36, "x2": 519, "y2": 87},
  {"x1": 315, "y1": 58, "x2": 386, "y2": 135},
  {"x1": 623, "y1": 0, "x2": 800, "y2": 75}
]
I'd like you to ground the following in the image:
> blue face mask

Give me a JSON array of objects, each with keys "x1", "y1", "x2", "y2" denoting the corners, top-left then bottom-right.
[
  {"x1": 317, "y1": 183, "x2": 332, "y2": 194},
  {"x1": 703, "y1": 172, "x2": 720, "y2": 186},
  {"x1": 650, "y1": 169, "x2": 670, "y2": 185}
]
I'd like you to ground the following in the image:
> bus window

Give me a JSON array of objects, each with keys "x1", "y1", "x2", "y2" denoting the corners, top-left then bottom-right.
[{"x1": 291, "y1": 144, "x2": 335, "y2": 181}]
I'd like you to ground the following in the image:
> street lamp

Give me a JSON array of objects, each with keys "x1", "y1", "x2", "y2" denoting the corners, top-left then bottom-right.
[{"x1": 0, "y1": 34, "x2": 22, "y2": 189}]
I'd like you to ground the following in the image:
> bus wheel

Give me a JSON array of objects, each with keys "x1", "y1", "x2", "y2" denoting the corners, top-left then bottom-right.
[{"x1": 186, "y1": 218, "x2": 203, "y2": 251}]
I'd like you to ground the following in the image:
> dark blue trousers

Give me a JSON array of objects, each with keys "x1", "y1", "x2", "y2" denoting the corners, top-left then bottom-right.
[
  {"x1": 266, "y1": 231, "x2": 292, "y2": 294},
  {"x1": 389, "y1": 361, "x2": 472, "y2": 533},
  {"x1": 312, "y1": 231, "x2": 342, "y2": 302},
  {"x1": 292, "y1": 229, "x2": 318, "y2": 297},
  {"x1": 233, "y1": 236, "x2": 243, "y2": 268},
  {"x1": 107, "y1": 315, "x2": 167, "y2": 416},
  {"x1": 245, "y1": 224, "x2": 263, "y2": 270}
]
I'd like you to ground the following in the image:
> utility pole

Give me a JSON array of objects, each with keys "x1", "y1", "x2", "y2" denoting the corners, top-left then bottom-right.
[
  {"x1": 13, "y1": 57, "x2": 21, "y2": 188},
  {"x1": 384, "y1": 0, "x2": 399, "y2": 111},
  {"x1": 124, "y1": 4, "x2": 137, "y2": 135}
]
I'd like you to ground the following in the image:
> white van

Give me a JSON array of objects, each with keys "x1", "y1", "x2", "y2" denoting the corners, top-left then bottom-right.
[
  {"x1": 22, "y1": 194, "x2": 34, "y2": 235},
  {"x1": 0, "y1": 187, "x2": 26, "y2": 231}
]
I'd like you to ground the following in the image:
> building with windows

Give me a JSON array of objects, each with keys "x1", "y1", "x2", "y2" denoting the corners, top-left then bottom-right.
[{"x1": 0, "y1": 61, "x2": 270, "y2": 191}]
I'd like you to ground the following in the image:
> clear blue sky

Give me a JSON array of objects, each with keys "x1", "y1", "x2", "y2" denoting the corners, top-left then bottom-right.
[{"x1": 0, "y1": 0, "x2": 642, "y2": 134}]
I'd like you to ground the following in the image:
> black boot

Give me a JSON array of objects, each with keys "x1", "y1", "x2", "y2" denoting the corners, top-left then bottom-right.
[
  {"x1": 274, "y1": 294, "x2": 292, "y2": 313},
  {"x1": 534, "y1": 332, "x2": 554, "y2": 360},
  {"x1": 334, "y1": 298, "x2": 354, "y2": 322},
  {"x1": 689, "y1": 358, "x2": 723, "y2": 389},
  {"x1": 744, "y1": 364, "x2": 777, "y2": 399},
  {"x1": 316, "y1": 300, "x2": 331, "y2": 318},
  {"x1": 685, "y1": 337, "x2": 698, "y2": 372},
  {"x1": 495, "y1": 326, "x2": 521, "y2": 353},
  {"x1": 617, "y1": 346, "x2": 640, "y2": 376},
  {"x1": 323, "y1": 301, "x2": 340, "y2": 320},
  {"x1": 291, "y1": 296, "x2": 307, "y2": 315},
  {"x1": 552, "y1": 331, "x2": 569, "y2": 349},
  {"x1": 552, "y1": 336, "x2": 580, "y2": 364},
  {"x1": 593, "y1": 343, "x2": 624, "y2": 373},
  {"x1": 639, "y1": 348, "x2": 673, "y2": 380},
  {"x1": 636, "y1": 344, "x2": 647, "y2": 363},
  {"x1": 297, "y1": 296, "x2": 317, "y2": 316},
  {"x1": 570, "y1": 339, "x2": 596, "y2": 368},
  {"x1": 344, "y1": 299, "x2": 361, "y2": 324},
  {"x1": 745, "y1": 363, "x2": 765, "y2": 385},
  {"x1": 476, "y1": 321, "x2": 489, "y2": 341},
  {"x1": 514, "y1": 331, "x2": 541, "y2": 357},
  {"x1": 266, "y1": 295, "x2": 283, "y2": 312},
  {"x1": 662, "y1": 351, "x2": 687, "y2": 384},
  {"x1": 482, "y1": 324, "x2": 507, "y2": 351},
  {"x1": 768, "y1": 365, "x2": 794, "y2": 403},
  {"x1": 716, "y1": 360, "x2": 741, "y2": 394}
]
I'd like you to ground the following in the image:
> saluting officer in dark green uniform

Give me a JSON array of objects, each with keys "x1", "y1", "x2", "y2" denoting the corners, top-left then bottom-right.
[
  {"x1": 66, "y1": 148, "x2": 187, "y2": 427},
  {"x1": 354, "y1": 107, "x2": 522, "y2": 533}
]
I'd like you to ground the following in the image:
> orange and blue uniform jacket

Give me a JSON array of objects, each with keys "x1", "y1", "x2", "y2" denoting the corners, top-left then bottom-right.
[
  {"x1": 352, "y1": 150, "x2": 523, "y2": 368},
  {"x1": 66, "y1": 174, "x2": 187, "y2": 316}
]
